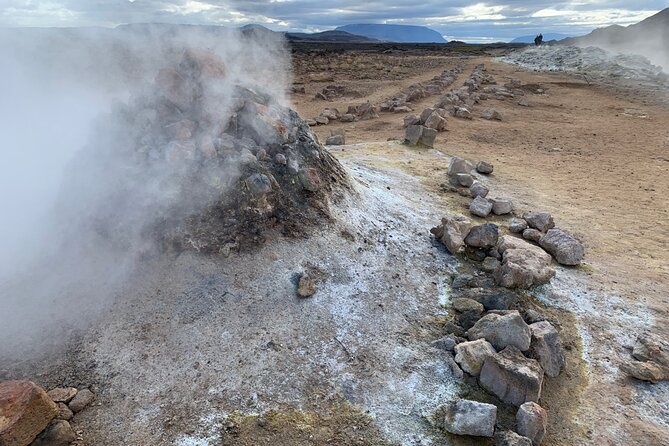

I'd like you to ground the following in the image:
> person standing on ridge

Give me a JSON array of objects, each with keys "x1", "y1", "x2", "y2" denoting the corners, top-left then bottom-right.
[{"x1": 534, "y1": 33, "x2": 543, "y2": 46}]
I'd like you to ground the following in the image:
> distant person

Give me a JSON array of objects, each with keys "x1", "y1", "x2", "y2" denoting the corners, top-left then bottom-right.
[{"x1": 534, "y1": 34, "x2": 543, "y2": 46}]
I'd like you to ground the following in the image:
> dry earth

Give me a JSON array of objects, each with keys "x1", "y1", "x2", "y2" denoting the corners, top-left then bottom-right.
[{"x1": 293, "y1": 51, "x2": 669, "y2": 445}]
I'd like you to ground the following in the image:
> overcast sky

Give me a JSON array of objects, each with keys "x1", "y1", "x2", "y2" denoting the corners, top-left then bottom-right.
[{"x1": 1, "y1": 1, "x2": 667, "y2": 42}]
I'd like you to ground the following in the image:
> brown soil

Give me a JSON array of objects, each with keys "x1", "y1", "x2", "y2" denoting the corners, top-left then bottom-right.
[{"x1": 292, "y1": 51, "x2": 669, "y2": 445}]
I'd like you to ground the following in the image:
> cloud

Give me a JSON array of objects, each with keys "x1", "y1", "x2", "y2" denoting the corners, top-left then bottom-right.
[{"x1": 0, "y1": 1, "x2": 666, "y2": 42}]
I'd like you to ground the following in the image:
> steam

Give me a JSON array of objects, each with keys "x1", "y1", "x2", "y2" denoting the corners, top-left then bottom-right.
[{"x1": 0, "y1": 24, "x2": 290, "y2": 360}]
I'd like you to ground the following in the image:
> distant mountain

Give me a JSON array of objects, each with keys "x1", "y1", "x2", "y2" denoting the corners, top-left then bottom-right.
[
  {"x1": 335, "y1": 24, "x2": 447, "y2": 43},
  {"x1": 285, "y1": 30, "x2": 377, "y2": 43},
  {"x1": 511, "y1": 33, "x2": 573, "y2": 43},
  {"x1": 562, "y1": 7, "x2": 669, "y2": 70}
]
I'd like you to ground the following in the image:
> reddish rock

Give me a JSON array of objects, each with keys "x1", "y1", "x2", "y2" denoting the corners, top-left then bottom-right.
[
  {"x1": 0, "y1": 380, "x2": 57, "y2": 446},
  {"x1": 55, "y1": 403, "x2": 73, "y2": 421},
  {"x1": 46, "y1": 388, "x2": 77, "y2": 404}
]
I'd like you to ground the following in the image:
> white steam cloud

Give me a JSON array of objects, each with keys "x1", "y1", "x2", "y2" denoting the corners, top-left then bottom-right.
[{"x1": 0, "y1": 24, "x2": 291, "y2": 360}]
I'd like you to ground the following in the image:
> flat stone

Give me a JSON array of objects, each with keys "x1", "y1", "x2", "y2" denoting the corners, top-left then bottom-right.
[
  {"x1": 476, "y1": 161, "x2": 494, "y2": 174},
  {"x1": 325, "y1": 134, "x2": 345, "y2": 145},
  {"x1": 494, "y1": 236, "x2": 555, "y2": 289},
  {"x1": 0, "y1": 381, "x2": 58, "y2": 446},
  {"x1": 516, "y1": 402, "x2": 548, "y2": 445},
  {"x1": 523, "y1": 212, "x2": 555, "y2": 233},
  {"x1": 444, "y1": 399, "x2": 497, "y2": 437},
  {"x1": 528, "y1": 321, "x2": 565, "y2": 378},
  {"x1": 454, "y1": 339, "x2": 497, "y2": 376},
  {"x1": 471, "y1": 181, "x2": 489, "y2": 198},
  {"x1": 67, "y1": 388, "x2": 95, "y2": 413},
  {"x1": 456, "y1": 173, "x2": 474, "y2": 187},
  {"x1": 466, "y1": 310, "x2": 531, "y2": 351},
  {"x1": 46, "y1": 388, "x2": 77, "y2": 404},
  {"x1": 479, "y1": 346, "x2": 544, "y2": 406},
  {"x1": 464, "y1": 224, "x2": 499, "y2": 249},
  {"x1": 453, "y1": 298, "x2": 485, "y2": 314},
  {"x1": 491, "y1": 198, "x2": 513, "y2": 215},
  {"x1": 539, "y1": 228, "x2": 585, "y2": 266},
  {"x1": 470, "y1": 196, "x2": 493, "y2": 217},
  {"x1": 481, "y1": 108, "x2": 503, "y2": 120}
]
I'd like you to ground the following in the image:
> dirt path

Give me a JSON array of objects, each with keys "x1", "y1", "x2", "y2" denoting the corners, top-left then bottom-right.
[{"x1": 292, "y1": 54, "x2": 669, "y2": 445}]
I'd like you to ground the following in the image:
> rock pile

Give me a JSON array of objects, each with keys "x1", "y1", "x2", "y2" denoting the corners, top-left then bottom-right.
[
  {"x1": 433, "y1": 64, "x2": 496, "y2": 120},
  {"x1": 0, "y1": 381, "x2": 95, "y2": 446},
  {"x1": 315, "y1": 84, "x2": 362, "y2": 100},
  {"x1": 380, "y1": 67, "x2": 462, "y2": 113},
  {"x1": 621, "y1": 333, "x2": 669, "y2": 383}
]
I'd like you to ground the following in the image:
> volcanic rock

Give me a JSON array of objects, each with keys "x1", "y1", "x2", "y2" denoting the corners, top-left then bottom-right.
[
  {"x1": 455, "y1": 107, "x2": 473, "y2": 119},
  {"x1": 509, "y1": 218, "x2": 528, "y2": 234},
  {"x1": 528, "y1": 321, "x2": 565, "y2": 377},
  {"x1": 444, "y1": 399, "x2": 497, "y2": 437},
  {"x1": 403, "y1": 114, "x2": 420, "y2": 127},
  {"x1": 420, "y1": 107, "x2": 435, "y2": 123},
  {"x1": 482, "y1": 257, "x2": 501, "y2": 272},
  {"x1": 431, "y1": 333, "x2": 463, "y2": 352},
  {"x1": 339, "y1": 113, "x2": 356, "y2": 122},
  {"x1": 297, "y1": 274, "x2": 317, "y2": 298},
  {"x1": 404, "y1": 125, "x2": 423, "y2": 146},
  {"x1": 479, "y1": 346, "x2": 544, "y2": 406},
  {"x1": 68, "y1": 388, "x2": 95, "y2": 413},
  {"x1": 466, "y1": 311, "x2": 531, "y2": 351},
  {"x1": 477, "y1": 292, "x2": 518, "y2": 311},
  {"x1": 495, "y1": 236, "x2": 555, "y2": 289},
  {"x1": 55, "y1": 403, "x2": 73, "y2": 421},
  {"x1": 523, "y1": 212, "x2": 555, "y2": 233},
  {"x1": 419, "y1": 127, "x2": 438, "y2": 147},
  {"x1": 448, "y1": 157, "x2": 474, "y2": 176},
  {"x1": 495, "y1": 430, "x2": 533, "y2": 446},
  {"x1": 470, "y1": 196, "x2": 493, "y2": 217},
  {"x1": 471, "y1": 181, "x2": 489, "y2": 198},
  {"x1": 431, "y1": 216, "x2": 472, "y2": 254},
  {"x1": 325, "y1": 134, "x2": 345, "y2": 145},
  {"x1": 522, "y1": 229, "x2": 543, "y2": 243},
  {"x1": 46, "y1": 388, "x2": 77, "y2": 404},
  {"x1": 491, "y1": 198, "x2": 513, "y2": 215},
  {"x1": 516, "y1": 402, "x2": 548, "y2": 445},
  {"x1": 465, "y1": 224, "x2": 499, "y2": 249},
  {"x1": 0, "y1": 380, "x2": 57, "y2": 446},
  {"x1": 476, "y1": 161, "x2": 494, "y2": 174},
  {"x1": 539, "y1": 228, "x2": 585, "y2": 265},
  {"x1": 425, "y1": 112, "x2": 447, "y2": 131},
  {"x1": 622, "y1": 333, "x2": 669, "y2": 383},
  {"x1": 31, "y1": 420, "x2": 76, "y2": 446},
  {"x1": 481, "y1": 109, "x2": 503, "y2": 120},
  {"x1": 456, "y1": 173, "x2": 474, "y2": 187},
  {"x1": 454, "y1": 339, "x2": 496, "y2": 376}
]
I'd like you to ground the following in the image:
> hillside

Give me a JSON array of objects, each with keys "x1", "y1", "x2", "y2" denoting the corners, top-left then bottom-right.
[
  {"x1": 335, "y1": 24, "x2": 447, "y2": 43},
  {"x1": 511, "y1": 33, "x2": 573, "y2": 43},
  {"x1": 285, "y1": 30, "x2": 377, "y2": 42}
]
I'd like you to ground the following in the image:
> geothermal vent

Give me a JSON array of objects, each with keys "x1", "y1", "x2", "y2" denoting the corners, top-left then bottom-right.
[{"x1": 84, "y1": 49, "x2": 350, "y2": 256}]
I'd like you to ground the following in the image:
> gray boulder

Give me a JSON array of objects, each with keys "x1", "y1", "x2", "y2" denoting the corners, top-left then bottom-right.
[
  {"x1": 419, "y1": 127, "x2": 438, "y2": 147},
  {"x1": 470, "y1": 196, "x2": 493, "y2": 217},
  {"x1": 403, "y1": 114, "x2": 420, "y2": 127},
  {"x1": 482, "y1": 257, "x2": 501, "y2": 272},
  {"x1": 528, "y1": 321, "x2": 565, "y2": 378},
  {"x1": 477, "y1": 292, "x2": 517, "y2": 311},
  {"x1": 471, "y1": 181, "x2": 489, "y2": 198},
  {"x1": 516, "y1": 402, "x2": 548, "y2": 445},
  {"x1": 448, "y1": 157, "x2": 474, "y2": 176},
  {"x1": 455, "y1": 107, "x2": 472, "y2": 119},
  {"x1": 481, "y1": 108, "x2": 503, "y2": 120},
  {"x1": 479, "y1": 346, "x2": 544, "y2": 406},
  {"x1": 431, "y1": 333, "x2": 463, "y2": 352},
  {"x1": 444, "y1": 399, "x2": 497, "y2": 437},
  {"x1": 522, "y1": 229, "x2": 543, "y2": 243},
  {"x1": 495, "y1": 430, "x2": 532, "y2": 446},
  {"x1": 509, "y1": 218, "x2": 528, "y2": 234},
  {"x1": 404, "y1": 125, "x2": 423, "y2": 146},
  {"x1": 464, "y1": 224, "x2": 499, "y2": 249},
  {"x1": 539, "y1": 228, "x2": 585, "y2": 265},
  {"x1": 456, "y1": 173, "x2": 474, "y2": 187},
  {"x1": 466, "y1": 310, "x2": 531, "y2": 351},
  {"x1": 476, "y1": 161, "x2": 494, "y2": 174},
  {"x1": 491, "y1": 198, "x2": 513, "y2": 215},
  {"x1": 494, "y1": 236, "x2": 555, "y2": 289},
  {"x1": 523, "y1": 212, "x2": 555, "y2": 233},
  {"x1": 420, "y1": 107, "x2": 435, "y2": 123},
  {"x1": 340, "y1": 113, "x2": 356, "y2": 122},
  {"x1": 431, "y1": 216, "x2": 472, "y2": 254},
  {"x1": 325, "y1": 134, "x2": 345, "y2": 145},
  {"x1": 425, "y1": 112, "x2": 447, "y2": 131},
  {"x1": 454, "y1": 339, "x2": 496, "y2": 376},
  {"x1": 621, "y1": 333, "x2": 669, "y2": 383}
]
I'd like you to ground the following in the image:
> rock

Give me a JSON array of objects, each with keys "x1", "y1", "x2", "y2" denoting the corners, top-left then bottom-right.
[
  {"x1": 491, "y1": 198, "x2": 513, "y2": 215},
  {"x1": 453, "y1": 298, "x2": 485, "y2": 314},
  {"x1": 339, "y1": 113, "x2": 356, "y2": 122},
  {"x1": 479, "y1": 346, "x2": 544, "y2": 406},
  {"x1": 454, "y1": 339, "x2": 497, "y2": 376},
  {"x1": 297, "y1": 274, "x2": 317, "y2": 298},
  {"x1": 495, "y1": 430, "x2": 533, "y2": 446},
  {"x1": 445, "y1": 321, "x2": 466, "y2": 337},
  {"x1": 403, "y1": 114, "x2": 420, "y2": 127},
  {"x1": 393, "y1": 106, "x2": 412, "y2": 113},
  {"x1": 325, "y1": 134, "x2": 345, "y2": 145},
  {"x1": 31, "y1": 420, "x2": 77, "y2": 446},
  {"x1": 539, "y1": 228, "x2": 585, "y2": 266},
  {"x1": 451, "y1": 274, "x2": 474, "y2": 289},
  {"x1": 425, "y1": 112, "x2": 447, "y2": 131},
  {"x1": 481, "y1": 109, "x2": 503, "y2": 120},
  {"x1": 523, "y1": 212, "x2": 555, "y2": 233},
  {"x1": 314, "y1": 116, "x2": 329, "y2": 125},
  {"x1": 488, "y1": 247, "x2": 502, "y2": 260},
  {"x1": 516, "y1": 402, "x2": 548, "y2": 445},
  {"x1": 470, "y1": 196, "x2": 493, "y2": 218},
  {"x1": 0, "y1": 380, "x2": 58, "y2": 446},
  {"x1": 621, "y1": 361, "x2": 665, "y2": 383},
  {"x1": 55, "y1": 403, "x2": 73, "y2": 421},
  {"x1": 305, "y1": 119, "x2": 317, "y2": 126},
  {"x1": 509, "y1": 218, "x2": 528, "y2": 234},
  {"x1": 274, "y1": 153, "x2": 287, "y2": 165},
  {"x1": 420, "y1": 107, "x2": 435, "y2": 123},
  {"x1": 455, "y1": 107, "x2": 472, "y2": 119},
  {"x1": 245, "y1": 173, "x2": 272, "y2": 196},
  {"x1": 431, "y1": 334, "x2": 463, "y2": 352},
  {"x1": 527, "y1": 321, "x2": 565, "y2": 378},
  {"x1": 476, "y1": 161, "x2": 494, "y2": 174},
  {"x1": 432, "y1": 216, "x2": 472, "y2": 254},
  {"x1": 522, "y1": 229, "x2": 543, "y2": 243},
  {"x1": 445, "y1": 351, "x2": 465, "y2": 379},
  {"x1": 456, "y1": 173, "x2": 474, "y2": 187},
  {"x1": 471, "y1": 181, "x2": 489, "y2": 198},
  {"x1": 404, "y1": 125, "x2": 423, "y2": 146},
  {"x1": 46, "y1": 388, "x2": 77, "y2": 404},
  {"x1": 298, "y1": 168, "x2": 321, "y2": 192},
  {"x1": 621, "y1": 333, "x2": 669, "y2": 383},
  {"x1": 320, "y1": 108, "x2": 340, "y2": 120},
  {"x1": 495, "y1": 236, "x2": 555, "y2": 289},
  {"x1": 465, "y1": 224, "x2": 499, "y2": 249},
  {"x1": 67, "y1": 388, "x2": 95, "y2": 413},
  {"x1": 448, "y1": 157, "x2": 474, "y2": 176},
  {"x1": 444, "y1": 399, "x2": 497, "y2": 437},
  {"x1": 477, "y1": 292, "x2": 517, "y2": 311},
  {"x1": 466, "y1": 310, "x2": 531, "y2": 351},
  {"x1": 464, "y1": 247, "x2": 488, "y2": 262},
  {"x1": 482, "y1": 257, "x2": 501, "y2": 272},
  {"x1": 419, "y1": 127, "x2": 438, "y2": 147},
  {"x1": 518, "y1": 98, "x2": 529, "y2": 107}
]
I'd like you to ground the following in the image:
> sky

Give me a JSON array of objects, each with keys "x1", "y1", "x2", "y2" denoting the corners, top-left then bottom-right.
[{"x1": 0, "y1": 0, "x2": 667, "y2": 42}]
